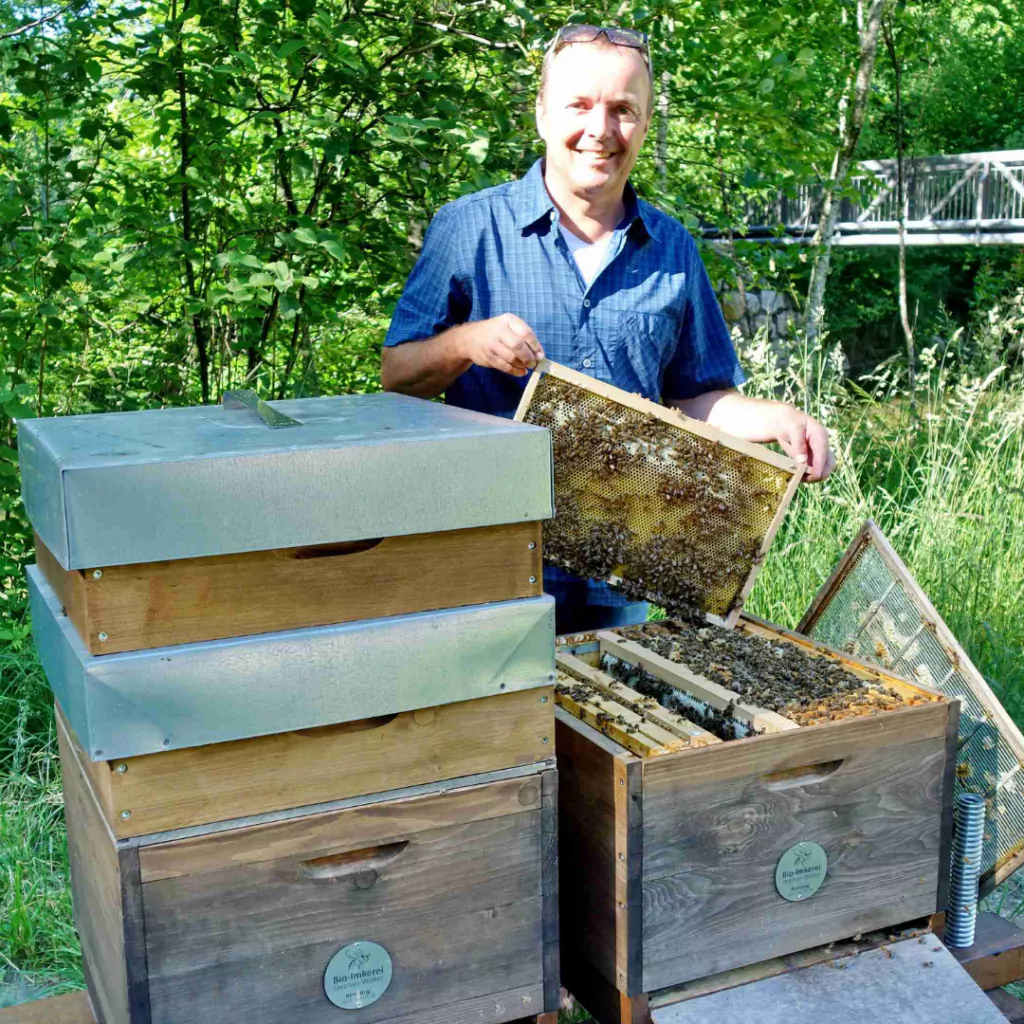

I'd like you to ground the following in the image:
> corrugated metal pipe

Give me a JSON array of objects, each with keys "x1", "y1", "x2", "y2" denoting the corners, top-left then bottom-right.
[{"x1": 945, "y1": 792, "x2": 987, "y2": 948}]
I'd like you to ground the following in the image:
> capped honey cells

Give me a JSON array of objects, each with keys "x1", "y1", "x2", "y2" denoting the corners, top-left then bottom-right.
[{"x1": 518, "y1": 366, "x2": 798, "y2": 619}]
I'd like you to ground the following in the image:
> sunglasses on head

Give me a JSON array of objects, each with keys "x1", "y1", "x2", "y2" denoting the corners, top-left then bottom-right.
[{"x1": 548, "y1": 24, "x2": 652, "y2": 72}]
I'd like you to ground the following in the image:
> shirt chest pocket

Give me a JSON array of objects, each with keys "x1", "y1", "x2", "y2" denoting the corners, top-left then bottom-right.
[{"x1": 596, "y1": 309, "x2": 682, "y2": 401}]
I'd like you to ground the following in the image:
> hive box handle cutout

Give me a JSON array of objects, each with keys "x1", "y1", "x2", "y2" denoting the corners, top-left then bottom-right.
[
  {"x1": 762, "y1": 759, "x2": 844, "y2": 790},
  {"x1": 297, "y1": 840, "x2": 410, "y2": 881}
]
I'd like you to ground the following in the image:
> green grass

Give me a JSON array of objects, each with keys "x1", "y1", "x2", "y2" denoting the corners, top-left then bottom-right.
[
  {"x1": 0, "y1": 650, "x2": 80, "y2": 1000},
  {"x1": 1, "y1": 318, "x2": 1023, "y2": 1013},
  {"x1": 742, "y1": 333, "x2": 1024, "y2": 721}
]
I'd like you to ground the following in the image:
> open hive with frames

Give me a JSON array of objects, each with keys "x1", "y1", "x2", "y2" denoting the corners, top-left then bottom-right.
[
  {"x1": 553, "y1": 609, "x2": 957, "y2": 1024},
  {"x1": 514, "y1": 360, "x2": 803, "y2": 624}
]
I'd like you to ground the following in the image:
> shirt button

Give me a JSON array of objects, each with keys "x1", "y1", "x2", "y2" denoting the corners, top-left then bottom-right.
[
  {"x1": 583, "y1": 298, "x2": 591, "y2": 308},
  {"x1": 549, "y1": 211, "x2": 556, "y2": 223},
  {"x1": 582, "y1": 358, "x2": 593, "y2": 368}
]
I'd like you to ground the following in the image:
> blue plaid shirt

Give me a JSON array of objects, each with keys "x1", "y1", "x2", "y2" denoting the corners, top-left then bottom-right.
[{"x1": 385, "y1": 157, "x2": 745, "y2": 605}]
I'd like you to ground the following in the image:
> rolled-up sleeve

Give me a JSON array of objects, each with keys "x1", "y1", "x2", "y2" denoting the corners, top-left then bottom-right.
[
  {"x1": 384, "y1": 205, "x2": 471, "y2": 347},
  {"x1": 661, "y1": 240, "x2": 746, "y2": 400}
]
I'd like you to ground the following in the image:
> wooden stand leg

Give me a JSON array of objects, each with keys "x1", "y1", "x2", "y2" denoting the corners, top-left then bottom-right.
[{"x1": 562, "y1": 952, "x2": 651, "y2": 1024}]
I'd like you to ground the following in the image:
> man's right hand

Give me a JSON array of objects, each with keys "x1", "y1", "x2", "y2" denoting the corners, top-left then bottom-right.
[
  {"x1": 381, "y1": 314, "x2": 544, "y2": 400},
  {"x1": 457, "y1": 314, "x2": 544, "y2": 377}
]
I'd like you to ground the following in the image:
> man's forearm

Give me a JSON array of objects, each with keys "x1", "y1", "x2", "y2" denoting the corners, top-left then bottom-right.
[
  {"x1": 380, "y1": 326, "x2": 474, "y2": 399},
  {"x1": 667, "y1": 390, "x2": 785, "y2": 442}
]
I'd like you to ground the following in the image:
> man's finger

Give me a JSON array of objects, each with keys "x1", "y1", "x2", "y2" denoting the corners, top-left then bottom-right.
[
  {"x1": 505, "y1": 316, "x2": 545, "y2": 360},
  {"x1": 806, "y1": 423, "x2": 831, "y2": 481},
  {"x1": 486, "y1": 344, "x2": 527, "y2": 377},
  {"x1": 781, "y1": 427, "x2": 809, "y2": 468}
]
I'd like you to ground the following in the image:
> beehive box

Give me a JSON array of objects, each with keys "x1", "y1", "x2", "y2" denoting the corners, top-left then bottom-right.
[
  {"x1": 21, "y1": 392, "x2": 556, "y2": 757},
  {"x1": 554, "y1": 617, "x2": 957, "y2": 1024},
  {"x1": 58, "y1": 705, "x2": 559, "y2": 1024}
]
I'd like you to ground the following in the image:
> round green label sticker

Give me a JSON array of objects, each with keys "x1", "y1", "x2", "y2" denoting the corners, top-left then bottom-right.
[
  {"x1": 324, "y1": 941, "x2": 393, "y2": 1009},
  {"x1": 775, "y1": 842, "x2": 828, "y2": 902}
]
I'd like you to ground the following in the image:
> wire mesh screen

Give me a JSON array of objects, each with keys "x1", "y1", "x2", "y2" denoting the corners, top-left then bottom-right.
[
  {"x1": 798, "y1": 521, "x2": 1024, "y2": 891},
  {"x1": 516, "y1": 361, "x2": 800, "y2": 621}
]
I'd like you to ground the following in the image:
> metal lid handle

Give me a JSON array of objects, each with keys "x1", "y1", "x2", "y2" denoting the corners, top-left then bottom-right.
[{"x1": 222, "y1": 389, "x2": 301, "y2": 429}]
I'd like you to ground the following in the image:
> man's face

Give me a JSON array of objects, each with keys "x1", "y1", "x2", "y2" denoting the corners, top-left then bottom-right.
[{"x1": 536, "y1": 41, "x2": 651, "y2": 201}]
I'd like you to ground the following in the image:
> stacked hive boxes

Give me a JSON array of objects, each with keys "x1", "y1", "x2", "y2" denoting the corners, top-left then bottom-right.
[{"x1": 20, "y1": 392, "x2": 559, "y2": 1024}]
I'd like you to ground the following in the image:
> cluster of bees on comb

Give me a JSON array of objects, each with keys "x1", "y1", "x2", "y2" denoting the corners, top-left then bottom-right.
[
  {"x1": 618, "y1": 621, "x2": 936, "y2": 726},
  {"x1": 524, "y1": 375, "x2": 787, "y2": 617}
]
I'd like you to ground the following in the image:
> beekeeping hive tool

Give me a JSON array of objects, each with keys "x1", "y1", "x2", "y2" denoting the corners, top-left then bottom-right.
[
  {"x1": 514, "y1": 359, "x2": 804, "y2": 625},
  {"x1": 798, "y1": 518, "x2": 1024, "y2": 894}
]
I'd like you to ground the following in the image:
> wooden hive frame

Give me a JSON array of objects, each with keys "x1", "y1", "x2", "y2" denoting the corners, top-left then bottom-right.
[
  {"x1": 797, "y1": 519, "x2": 1024, "y2": 893},
  {"x1": 514, "y1": 359, "x2": 803, "y2": 626}
]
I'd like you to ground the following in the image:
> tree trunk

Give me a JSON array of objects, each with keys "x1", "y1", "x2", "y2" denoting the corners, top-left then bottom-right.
[
  {"x1": 883, "y1": 12, "x2": 916, "y2": 407},
  {"x1": 173, "y1": 0, "x2": 211, "y2": 403},
  {"x1": 655, "y1": 70, "x2": 670, "y2": 189},
  {"x1": 804, "y1": 0, "x2": 887, "y2": 345}
]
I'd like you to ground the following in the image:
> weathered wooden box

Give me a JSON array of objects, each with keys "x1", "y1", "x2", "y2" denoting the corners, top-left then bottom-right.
[
  {"x1": 33, "y1": 520, "x2": 542, "y2": 656},
  {"x1": 56, "y1": 683, "x2": 554, "y2": 839},
  {"x1": 59, "y1": 709, "x2": 559, "y2": 1024},
  {"x1": 554, "y1": 615, "x2": 957, "y2": 1024}
]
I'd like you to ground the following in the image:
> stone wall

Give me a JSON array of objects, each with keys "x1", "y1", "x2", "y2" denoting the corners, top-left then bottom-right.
[{"x1": 719, "y1": 288, "x2": 799, "y2": 342}]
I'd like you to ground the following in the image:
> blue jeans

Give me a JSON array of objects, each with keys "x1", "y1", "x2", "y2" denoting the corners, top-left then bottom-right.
[{"x1": 545, "y1": 575, "x2": 648, "y2": 636}]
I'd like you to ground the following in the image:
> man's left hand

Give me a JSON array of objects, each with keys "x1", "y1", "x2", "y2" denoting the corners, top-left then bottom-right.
[
  {"x1": 770, "y1": 407, "x2": 835, "y2": 483},
  {"x1": 669, "y1": 390, "x2": 836, "y2": 484}
]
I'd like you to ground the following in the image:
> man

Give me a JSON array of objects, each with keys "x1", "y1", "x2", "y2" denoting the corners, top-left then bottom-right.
[{"x1": 382, "y1": 24, "x2": 834, "y2": 633}]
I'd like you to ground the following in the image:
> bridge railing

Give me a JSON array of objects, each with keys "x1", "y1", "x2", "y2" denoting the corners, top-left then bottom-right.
[{"x1": 709, "y1": 150, "x2": 1024, "y2": 245}]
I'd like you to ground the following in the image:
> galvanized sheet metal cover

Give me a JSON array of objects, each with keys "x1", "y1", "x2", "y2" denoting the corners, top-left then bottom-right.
[
  {"x1": 19, "y1": 393, "x2": 554, "y2": 569},
  {"x1": 28, "y1": 565, "x2": 555, "y2": 760}
]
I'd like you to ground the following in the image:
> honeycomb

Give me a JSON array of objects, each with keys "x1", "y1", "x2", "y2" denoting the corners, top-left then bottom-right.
[
  {"x1": 519, "y1": 365, "x2": 799, "y2": 619},
  {"x1": 799, "y1": 520, "x2": 1024, "y2": 893}
]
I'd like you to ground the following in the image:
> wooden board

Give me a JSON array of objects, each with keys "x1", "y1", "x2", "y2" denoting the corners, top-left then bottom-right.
[
  {"x1": 57, "y1": 715, "x2": 131, "y2": 1024},
  {"x1": 651, "y1": 935, "x2": 1007, "y2": 1024},
  {"x1": 515, "y1": 359, "x2": 799, "y2": 473},
  {"x1": 948, "y1": 912, "x2": 1024, "y2": 990},
  {"x1": 57, "y1": 687, "x2": 553, "y2": 838},
  {"x1": 556, "y1": 652, "x2": 720, "y2": 747},
  {"x1": 555, "y1": 680, "x2": 684, "y2": 758},
  {"x1": 61, "y1": 759, "x2": 556, "y2": 1024},
  {"x1": 987, "y1": 988, "x2": 1024, "y2": 1023},
  {"x1": 555, "y1": 710, "x2": 642, "y2": 997},
  {"x1": 640, "y1": 701, "x2": 953, "y2": 991},
  {"x1": 649, "y1": 915, "x2": 935, "y2": 1007},
  {"x1": 597, "y1": 633, "x2": 799, "y2": 734},
  {"x1": 0, "y1": 993, "x2": 96, "y2": 1024},
  {"x1": 35, "y1": 522, "x2": 542, "y2": 655}
]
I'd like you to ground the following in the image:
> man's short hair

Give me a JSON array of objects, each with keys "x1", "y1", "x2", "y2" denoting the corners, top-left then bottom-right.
[{"x1": 536, "y1": 32, "x2": 654, "y2": 121}]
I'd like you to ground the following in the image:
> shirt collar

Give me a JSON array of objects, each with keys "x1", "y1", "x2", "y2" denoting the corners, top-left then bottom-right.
[{"x1": 514, "y1": 158, "x2": 660, "y2": 241}]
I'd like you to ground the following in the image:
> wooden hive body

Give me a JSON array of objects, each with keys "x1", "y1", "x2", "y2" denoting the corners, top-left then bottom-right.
[
  {"x1": 554, "y1": 615, "x2": 958, "y2": 1024},
  {"x1": 59, "y1": 708, "x2": 559, "y2": 1024},
  {"x1": 35, "y1": 522, "x2": 542, "y2": 656}
]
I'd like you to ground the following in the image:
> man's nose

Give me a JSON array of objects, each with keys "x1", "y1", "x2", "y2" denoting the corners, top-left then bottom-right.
[{"x1": 583, "y1": 103, "x2": 613, "y2": 140}]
